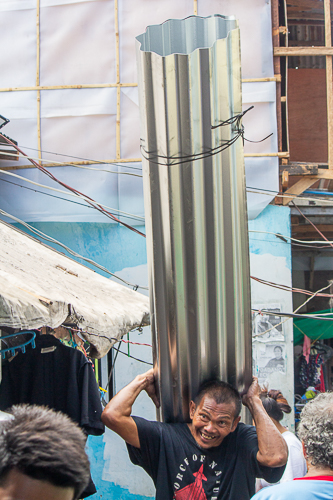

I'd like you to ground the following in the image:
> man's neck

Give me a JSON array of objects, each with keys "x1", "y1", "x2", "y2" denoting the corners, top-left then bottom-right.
[{"x1": 305, "y1": 464, "x2": 333, "y2": 477}]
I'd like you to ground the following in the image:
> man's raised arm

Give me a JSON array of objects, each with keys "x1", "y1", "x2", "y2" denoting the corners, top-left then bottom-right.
[
  {"x1": 242, "y1": 377, "x2": 288, "y2": 468},
  {"x1": 101, "y1": 368, "x2": 159, "y2": 449}
]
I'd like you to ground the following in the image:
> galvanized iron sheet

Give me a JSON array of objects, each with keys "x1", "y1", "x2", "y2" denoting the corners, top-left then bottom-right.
[{"x1": 136, "y1": 15, "x2": 252, "y2": 422}]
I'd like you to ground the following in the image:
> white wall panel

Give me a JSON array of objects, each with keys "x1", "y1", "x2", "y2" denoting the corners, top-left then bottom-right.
[
  {"x1": 119, "y1": 0, "x2": 193, "y2": 82},
  {"x1": 0, "y1": 0, "x2": 279, "y2": 223},
  {"x1": 198, "y1": 0, "x2": 274, "y2": 78},
  {"x1": 0, "y1": 9, "x2": 36, "y2": 87},
  {"x1": 40, "y1": 1, "x2": 116, "y2": 85}
]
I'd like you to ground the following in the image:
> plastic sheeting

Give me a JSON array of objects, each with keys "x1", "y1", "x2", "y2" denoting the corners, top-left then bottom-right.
[
  {"x1": 0, "y1": 219, "x2": 150, "y2": 358},
  {"x1": 0, "y1": 0, "x2": 278, "y2": 223}
]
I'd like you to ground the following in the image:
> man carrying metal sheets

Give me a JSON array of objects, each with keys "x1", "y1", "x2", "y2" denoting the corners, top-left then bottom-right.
[{"x1": 102, "y1": 369, "x2": 287, "y2": 500}]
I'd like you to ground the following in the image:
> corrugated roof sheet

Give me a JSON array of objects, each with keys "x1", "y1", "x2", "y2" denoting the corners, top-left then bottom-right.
[{"x1": 136, "y1": 15, "x2": 252, "y2": 423}]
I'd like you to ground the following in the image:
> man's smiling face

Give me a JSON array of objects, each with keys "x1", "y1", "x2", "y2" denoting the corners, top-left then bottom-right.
[{"x1": 188, "y1": 396, "x2": 240, "y2": 449}]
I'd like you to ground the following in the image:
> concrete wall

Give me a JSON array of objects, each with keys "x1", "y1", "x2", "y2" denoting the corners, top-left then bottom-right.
[{"x1": 249, "y1": 204, "x2": 294, "y2": 432}]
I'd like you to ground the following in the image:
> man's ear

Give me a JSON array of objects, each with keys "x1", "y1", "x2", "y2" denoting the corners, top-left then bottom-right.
[
  {"x1": 189, "y1": 401, "x2": 196, "y2": 420},
  {"x1": 231, "y1": 416, "x2": 241, "y2": 432}
]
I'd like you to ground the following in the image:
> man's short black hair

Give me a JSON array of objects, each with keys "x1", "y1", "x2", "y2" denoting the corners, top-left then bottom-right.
[
  {"x1": 194, "y1": 380, "x2": 242, "y2": 418},
  {"x1": 0, "y1": 405, "x2": 90, "y2": 499}
]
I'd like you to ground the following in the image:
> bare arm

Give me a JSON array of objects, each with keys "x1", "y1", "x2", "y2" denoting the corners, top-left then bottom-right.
[
  {"x1": 101, "y1": 368, "x2": 159, "y2": 448},
  {"x1": 242, "y1": 377, "x2": 288, "y2": 468}
]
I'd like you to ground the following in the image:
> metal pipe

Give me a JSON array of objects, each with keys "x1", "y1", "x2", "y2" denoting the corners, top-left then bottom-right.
[{"x1": 136, "y1": 15, "x2": 252, "y2": 423}]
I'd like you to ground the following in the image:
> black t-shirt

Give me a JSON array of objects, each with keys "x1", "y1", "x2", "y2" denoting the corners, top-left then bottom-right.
[
  {"x1": 0, "y1": 334, "x2": 104, "y2": 436},
  {"x1": 127, "y1": 417, "x2": 285, "y2": 500},
  {"x1": 0, "y1": 334, "x2": 105, "y2": 498}
]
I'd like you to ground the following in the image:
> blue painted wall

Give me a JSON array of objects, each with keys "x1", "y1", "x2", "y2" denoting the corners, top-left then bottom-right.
[
  {"x1": 12, "y1": 222, "x2": 147, "y2": 276},
  {"x1": 248, "y1": 204, "x2": 292, "y2": 270}
]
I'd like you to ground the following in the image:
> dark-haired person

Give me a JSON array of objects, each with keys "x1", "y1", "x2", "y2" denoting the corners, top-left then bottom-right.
[
  {"x1": 102, "y1": 369, "x2": 287, "y2": 500},
  {"x1": 251, "y1": 392, "x2": 333, "y2": 500},
  {"x1": 257, "y1": 389, "x2": 306, "y2": 490},
  {"x1": 0, "y1": 404, "x2": 90, "y2": 500}
]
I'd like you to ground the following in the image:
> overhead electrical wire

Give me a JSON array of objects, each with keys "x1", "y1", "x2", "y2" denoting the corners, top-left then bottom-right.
[
  {"x1": 0, "y1": 150, "x2": 143, "y2": 177},
  {"x1": 0, "y1": 133, "x2": 146, "y2": 237},
  {"x1": 292, "y1": 202, "x2": 333, "y2": 249},
  {"x1": 249, "y1": 229, "x2": 333, "y2": 246},
  {"x1": 250, "y1": 276, "x2": 333, "y2": 298},
  {"x1": 0, "y1": 209, "x2": 332, "y2": 296},
  {"x1": 0, "y1": 208, "x2": 148, "y2": 291},
  {"x1": 111, "y1": 345, "x2": 153, "y2": 365},
  {"x1": 139, "y1": 106, "x2": 273, "y2": 167},
  {"x1": 253, "y1": 308, "x2": 333, "y2": 322},
  {"x1": 10, "y1": 145, "x2": 143, "y2": 172},
  {"x1": 1, "y1": 174, "x2": 333, "y2": 243},
  {"x1": 0, "y1": 178, "x2": 143, "y2": 223},
  {"x1": 247, "y1": 185, "x2": 333, "y2": 206},
  {"x1": 252, "y1": 282, "x2": 333, "y2": 338},
  {"x1": 0, "y1": 168, "x2": 145, "y2": 223}
]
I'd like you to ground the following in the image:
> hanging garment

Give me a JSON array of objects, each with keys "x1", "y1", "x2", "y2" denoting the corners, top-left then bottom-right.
[
  {"x1": 299, "y1": 353, "x2": 323, "y2": 389},
  {"x1": 0, "y1": 334, "x2": 105, "y2": 497},
  {"x1": 302, "y1": 335, "x2": 311, "y2": 363}
]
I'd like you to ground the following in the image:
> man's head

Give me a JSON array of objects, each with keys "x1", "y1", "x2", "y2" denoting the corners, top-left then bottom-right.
[
  {"x1": 189, "y1": 380, "x2": 241, "y2": 449},
  {"x1": 0, "y1": 405, "x2": 90, "y2": 500},
  {"x1": 273, "y1": 346, "x2": 283, "y2": 359},
  {"x1": 298, "y1": 392, "x2": 333, "y2": 471}
]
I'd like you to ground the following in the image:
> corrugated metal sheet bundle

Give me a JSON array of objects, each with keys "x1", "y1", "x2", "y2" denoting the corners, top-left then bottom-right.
[{"x1": 136, "y1": 14, "x2": 252, "y2": 423}]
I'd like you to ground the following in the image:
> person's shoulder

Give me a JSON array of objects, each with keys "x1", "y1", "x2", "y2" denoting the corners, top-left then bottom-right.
[
  {"x1": 235, "y1": 422, "x2": 257, "y2": 437},
  {"x1": 282, "y1": 431, "x2": 302, "y2": 448},
  {"x1": 132, "y1": 417, "x2": 187, "y2": 435},
  {"x1": 252, "y1": 480, "x2": 299, "y2": 500},
  {"x1": 224, "y1": 422, "x2": 257, "y2": 448}
]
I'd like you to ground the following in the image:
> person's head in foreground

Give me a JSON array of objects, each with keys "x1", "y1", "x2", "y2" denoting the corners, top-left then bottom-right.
[
  {"x1": 0, "y1": 404, "x2": 90, "y2": 500},
  {"x1": 252, "y1": 392, "x2": 333, "y2": 500},
  {"x1": 298, "y1": 392, "x2": 333, "y2": 473},
  {"x1": 189, "y1": 379, "x2": 242, "y2": 449}
]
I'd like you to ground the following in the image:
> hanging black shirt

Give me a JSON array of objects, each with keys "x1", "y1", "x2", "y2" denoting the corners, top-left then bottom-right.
[
  {"x1": 0, "y1": 334, "x2": 105, "y2": 497},
  {"x1": 0, "y1": 334, "x2": 104, "y2": 435},
  {"x1": 127, "y1": 417, "x2": 285, "y2": 500}
]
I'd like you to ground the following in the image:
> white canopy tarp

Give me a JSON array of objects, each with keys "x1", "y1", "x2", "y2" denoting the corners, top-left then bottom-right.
[{"x1": 0, "y1": 220, "x2": 149, "y2": 358}]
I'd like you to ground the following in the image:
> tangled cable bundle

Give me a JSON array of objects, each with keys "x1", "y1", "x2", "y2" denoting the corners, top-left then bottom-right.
[{"x1": 140, "y1": 106, "x2": 273, "y2": 167}]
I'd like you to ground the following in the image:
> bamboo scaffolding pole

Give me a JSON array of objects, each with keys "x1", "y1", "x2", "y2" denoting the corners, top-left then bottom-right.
[
  {"x1": 271, "y1": 0, "x2": 282, "y2": 152},
  {"x1": 0, "y1": 77, "x2": 282, "y2": 94},
  {"x1": 0, "y1": 158, "x2": 143, "y2": 170},
  {"x1": 324, "y1": 0, "x2": 333, "y2": 168},
  {"x1": 36, "y1": 0, "x2": 41, "y2": 161},
  {"x1": 0, "y1": 152, "x2": 290, "y2": 171},
  {"x1": 115, "y1": 0, "x2": 121, "y2": 160},
  {"x1": 0, "y1": 83, "x2": 138, "y2": 92}
]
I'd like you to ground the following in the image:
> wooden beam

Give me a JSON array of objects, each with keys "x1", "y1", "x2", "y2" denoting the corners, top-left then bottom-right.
[
  {"x1": 325, "y1": 0, "x2": 333, "y2": 169},
  {"x1": 0, "y1": 150, "x2": 19, "y2": 161},
  {"x1": 292, "y1": 224, "x2": 333, "y2": 234},
  {"x1": 289, "y1": 40, "x2": 325, "y2": 46},
  {"x1": 317, "y1": 168, "x2": 333, "y2": 179},
  {"x1": 287, "y1": 0, "x2": 326, "y2": 9},
  {"x1": 282, "y1": 170, "x2": 289, "y2": 189},
  {"x1": 279, "y1": 163, "x2": 319, "y2": 175},
  {"x1": 288, "y1": 13, "x2": 325, "y2": 20},
  {"x1": 282, "y1": 176, "x2": 319, "y2": 205},
  {"x1": 274, "y1": 46, "x2": 333, "y2": 56}
]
